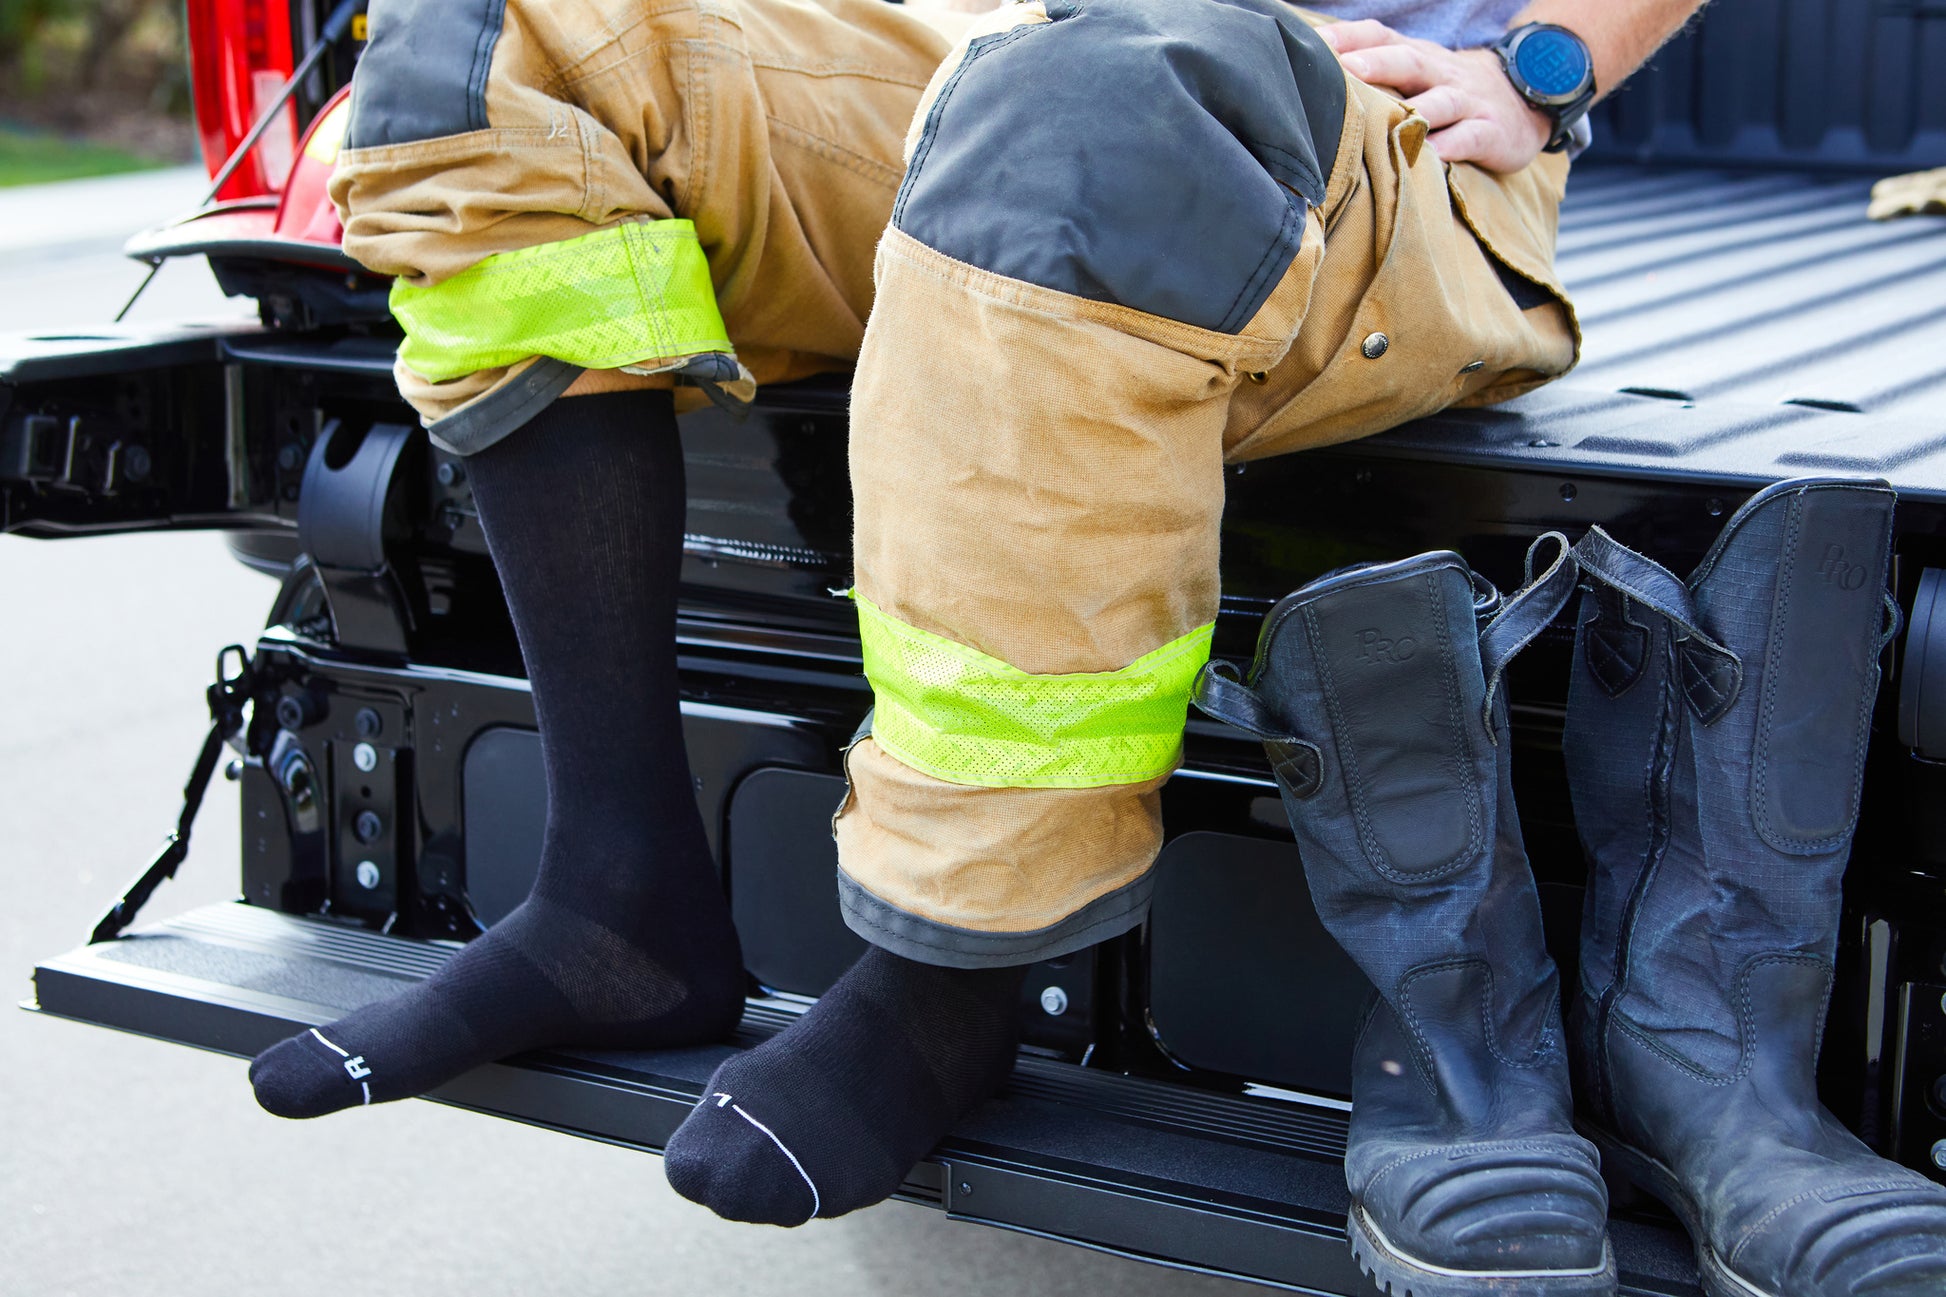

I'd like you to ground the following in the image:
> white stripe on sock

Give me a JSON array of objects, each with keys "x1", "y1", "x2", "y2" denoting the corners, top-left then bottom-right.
[
  {"x1": 309, "y1": 1028, "x2": 350, "y2": 1058},
  {"x1": 312, "y1": 1028, "x2": 373, "y2": 1105},
  {"x1": 729, "y1": 1103, "x2": 821, "y2": 1219}
]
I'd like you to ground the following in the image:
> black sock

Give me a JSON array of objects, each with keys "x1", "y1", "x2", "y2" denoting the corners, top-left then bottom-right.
[
  {"x1": 250, "y1": 390, "x2": 744, "y2": 1118},
  {"x1": 663, "y1": 946, "x2": 1024, "y2": 1225}
]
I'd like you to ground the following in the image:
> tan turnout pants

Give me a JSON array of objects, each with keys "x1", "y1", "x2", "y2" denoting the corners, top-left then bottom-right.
[{"x1": 331, "y1": 0, "x2": 1578, "y2": 965}]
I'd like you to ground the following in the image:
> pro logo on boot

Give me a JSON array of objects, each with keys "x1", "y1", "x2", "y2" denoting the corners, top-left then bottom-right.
[
  {"x1": 1817, "y1": 544, "x2": 1869, "y2": 590},
  {"x1": 1353, "y1": 628, "x2": 1417, "y2": 664}
]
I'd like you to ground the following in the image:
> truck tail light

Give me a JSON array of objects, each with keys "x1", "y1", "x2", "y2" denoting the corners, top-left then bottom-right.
[{"x1": 185, "y1": 0, "x2": 299, "y2": 202}]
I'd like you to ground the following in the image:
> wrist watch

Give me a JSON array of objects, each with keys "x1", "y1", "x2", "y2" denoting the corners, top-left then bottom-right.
[{"x1": 1492, "y1": 23, "x2": 1596, "y2": 154}]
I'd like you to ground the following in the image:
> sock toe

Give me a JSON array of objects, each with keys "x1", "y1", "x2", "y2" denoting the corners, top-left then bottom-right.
[
  {"x1": 248, "y1": 1032, "x2": 368, "y2": 1119},
  {"x1": 664, "y1": 1099, "x2": 820, "y2": 1227}
]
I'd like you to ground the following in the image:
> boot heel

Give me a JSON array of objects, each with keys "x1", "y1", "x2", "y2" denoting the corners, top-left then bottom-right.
[{"x1": 1596, "y1": 1152, "x2": 1644, "y2": 1212}]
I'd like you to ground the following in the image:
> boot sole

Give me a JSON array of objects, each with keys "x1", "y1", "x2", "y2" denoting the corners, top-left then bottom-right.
[
  {"x1": 1581, "y1": 1126, "x2": 1778, "y2": 1297},
  {"x1": 1347, "y1": 1204, "x2": 1618, "y2": 1297}
]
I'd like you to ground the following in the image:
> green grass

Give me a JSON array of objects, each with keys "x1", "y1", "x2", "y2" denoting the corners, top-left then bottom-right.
[{"x1": 0, "y1": 126, "x2": 168, "y2": 188}]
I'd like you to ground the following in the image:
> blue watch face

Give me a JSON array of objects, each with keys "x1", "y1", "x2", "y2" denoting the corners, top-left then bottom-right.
[{"x1": 1514, "y1": 29, "x2": 1590, "y2": 100}]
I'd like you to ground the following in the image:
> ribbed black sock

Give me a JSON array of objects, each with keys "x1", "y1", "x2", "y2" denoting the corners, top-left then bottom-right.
[
  {"x1": 663, "y1": 946, "x2": 1024, "y2": 1224},
  {"x1": 250, "y1": 390, "x2": 745, "y2": 1118}
]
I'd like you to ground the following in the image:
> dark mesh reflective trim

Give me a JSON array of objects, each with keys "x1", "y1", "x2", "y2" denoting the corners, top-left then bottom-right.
[
  {"x1": 895, "y1": 0, "x2": 1345, "y2": 334},
  {"x1": 425, "y1": 357, "x2": 583, "y2": 456},
  {"x1": 837, "y1": 865, "x2": 1155, "y2": 968},
  {"x1": 348, "y1": 0, "x2": 509, "y2": 147}
]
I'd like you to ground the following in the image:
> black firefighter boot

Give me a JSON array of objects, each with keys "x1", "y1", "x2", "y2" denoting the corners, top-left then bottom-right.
[
  {"x1": 1194, "y1": 542, "x2": 1615, "y2": 1297},
  {"x1": 1565, "y1": 477, "x2": 1946, "y2": 1297}
]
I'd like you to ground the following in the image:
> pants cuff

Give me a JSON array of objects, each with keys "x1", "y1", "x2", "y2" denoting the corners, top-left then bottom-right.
[
  {"x1": 836, "y1": 865, "x2": 1154, "y2": 968},
  {"x1": 426, "y1": 356, "x2": 584, "y2": 455}
]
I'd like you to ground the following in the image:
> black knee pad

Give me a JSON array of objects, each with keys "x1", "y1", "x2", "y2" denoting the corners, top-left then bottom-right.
[
  {"x1": 894, "y1": 0, "x2": 1346, "y2": 335},
  {"x1": 347, "y1": 0, "x2": 509, "y2": 148}
]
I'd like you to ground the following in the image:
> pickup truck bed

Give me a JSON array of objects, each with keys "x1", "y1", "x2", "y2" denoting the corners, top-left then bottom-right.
[
  {"x1": 14, "y1": 161, "x2": 1946, "y2": 1297},
  {"x1": 1374, "y1": 164, "x2": 1946, "y2": 500}
]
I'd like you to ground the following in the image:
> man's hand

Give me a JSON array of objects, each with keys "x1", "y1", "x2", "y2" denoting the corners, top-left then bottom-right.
[{"x1": 1319, "y1": 20, "x2": 1552, "y2": 174}]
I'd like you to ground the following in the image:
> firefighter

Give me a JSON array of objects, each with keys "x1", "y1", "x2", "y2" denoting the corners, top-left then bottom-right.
[{"x1": 249, "y1": 4, "x2": 1709, "y2": 1288}]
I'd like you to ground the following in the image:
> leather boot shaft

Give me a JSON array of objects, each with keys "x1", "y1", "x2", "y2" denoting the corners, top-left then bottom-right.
[
  {"x1": 1567, "y1": 478, "x2": 1946, "y2": 1297},
  {"x1": 1197, "y1": 544, "x2": 1614, "y2": 1296}
]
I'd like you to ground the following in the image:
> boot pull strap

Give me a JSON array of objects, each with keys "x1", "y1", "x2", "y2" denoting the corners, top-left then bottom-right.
[
  {"x1": 1571, "y1": 526, "x2": 1745, "y2": 724},
  {"x1": 1880, "y1": 590, "x2": 1904, "y2": 652},
  {"x1": 1477, "y1": 532, "x2": 1579, "y2": 736},
  {"x1": 1190, "y1": 661, "x2": 1325, "y2": 798}
]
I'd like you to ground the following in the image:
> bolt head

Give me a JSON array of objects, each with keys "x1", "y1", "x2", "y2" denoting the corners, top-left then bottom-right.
[
  {"x1": 354, "y1": 810, "x2": 383, "y2": 843},
  {"x1": 354, "y1": 708, "x2": 383, "y2": 739},
  {"x1": 355, "y1": 860, "x2": 381, "y2": 891},
  {"x1": 1038, "y1": 986, "x2": 1069, "y2": 1017},
  {"x1": 352, "y1": 742, "x2": 379, "y2": 773}
]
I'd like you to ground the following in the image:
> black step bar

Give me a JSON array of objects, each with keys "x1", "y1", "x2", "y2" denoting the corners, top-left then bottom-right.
[{"x1": 29, "y1": 904, "x2": 1701, "y2": 1295}]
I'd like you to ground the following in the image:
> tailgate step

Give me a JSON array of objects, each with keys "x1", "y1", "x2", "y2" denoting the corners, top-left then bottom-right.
[{"x1": 30, "y1": 903, "x2": 1700, "y2": 1295}]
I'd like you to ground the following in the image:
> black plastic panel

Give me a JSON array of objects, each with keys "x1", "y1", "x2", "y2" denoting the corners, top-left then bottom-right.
[
  {"x1": 1147, "y1": 832, "x2": 1368, "y2": 1097},
  {"x1": 1888, "y1": 980, "x2": 1946, "y2": 1183},
  {"x1": 723, "y1": 767, "x2": 1100, "y2": 1059},
  {"x1": 726, "y1": 767, "x2": 868, "y2": 997},
  {"x1": 461, "y1": 725, "x2": 546, "y2": 927},
  {"x1": 1901, "y1": 570, "x2": 1946, "y2": 758}
]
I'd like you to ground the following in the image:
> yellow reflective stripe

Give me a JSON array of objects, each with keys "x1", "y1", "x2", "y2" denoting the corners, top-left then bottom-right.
[
  {"x1": 390, "y1": 220, "x2": 733, "y2": 382},
  {"x1": 855, "y1": 592, "x2": 1213, "y2": 790}
]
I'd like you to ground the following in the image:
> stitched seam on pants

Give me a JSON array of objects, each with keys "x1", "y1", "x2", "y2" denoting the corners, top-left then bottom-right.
[
  {"x1": 573, "y1": 110, "x2": 602, "y2": 224},
  {"x1": 550, "y1": 33, "x2": 701, "y2": 97},
  {"x1": 768, "y1": 117, "x2": 902, "y2": 189},
  {"x1": 542, "y1": 0, "x2": 706, "y2": 92},
  {"x1": 877, "y1": 229, "x2": 1285, "y2": 364},
  {"x1": 892, "y1": 24, "x2": 1046, "y2": 231},
  {"x1": 683, "y1": 39, "x2": 712, "y2": 235},
  {"x1": 466, "y1": 0, "x2": 512, "y2": 133},
  {"x1": 1217, "y1": 199, "x2": 1303, "y2": 335},
  {"x1": 746, "y1": 54, "x2": 936, "y2": 88},
  {"x1": 1247, "y1": 137, "x2": 1325, "y2": 203},
  {"x1": 335, "y1": 128, "x2": 584, "y2": 167}
]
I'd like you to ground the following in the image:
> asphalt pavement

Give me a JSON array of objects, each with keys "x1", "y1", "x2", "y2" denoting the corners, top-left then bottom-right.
[{"x1": 0, "y1": 171, "x2": 1263, "y2": 1295}]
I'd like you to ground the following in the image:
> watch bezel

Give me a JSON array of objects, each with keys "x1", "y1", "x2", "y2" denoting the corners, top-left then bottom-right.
[
  {"x1": 1501, "y1": 24, "x2": 1594, "y2": 108},
  {"x1": 1493, "y1": 22, "x2": 1596, "y2": 153}
]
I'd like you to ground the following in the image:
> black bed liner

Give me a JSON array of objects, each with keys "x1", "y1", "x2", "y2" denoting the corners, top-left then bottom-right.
[
  {"x1": 1389, "y1": 165, "x2": 1946, "y2": 499},
  {"x1": 30, "y1": 903, "x2": 1705, "y2": 1297}
]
